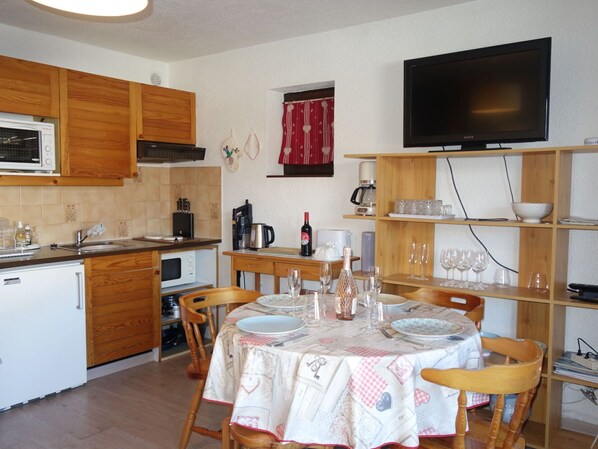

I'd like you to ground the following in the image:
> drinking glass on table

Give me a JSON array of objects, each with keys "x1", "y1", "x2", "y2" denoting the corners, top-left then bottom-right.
[
  {"x1": 417, "y1": 243, "x2": 429, "y2": 280},
  {"x1": 287, "y1": 268, "x2": 302, "y2": 313},
  {"x1": 407, "y1": 241, "x2": 418, "y2": 279},
  {"x1": 319, "y1": 262, "x2": 332, "y2": 295},
  {"x1": 373, "y1": 266, "x2": 382, "y2": 294},
  {"x1": 362, "y1": 276, "x2": 378, "y2": 334}
]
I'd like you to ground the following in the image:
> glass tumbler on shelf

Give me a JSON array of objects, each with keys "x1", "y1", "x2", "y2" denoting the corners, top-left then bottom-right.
[{"x1": 287, "y1": 268, "x2": 302, "y2": 313}]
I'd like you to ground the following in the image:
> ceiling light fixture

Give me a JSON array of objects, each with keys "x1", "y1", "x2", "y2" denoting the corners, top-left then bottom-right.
[{"x1": 31, "y1": 0, "x2": 148, "y2": 17}]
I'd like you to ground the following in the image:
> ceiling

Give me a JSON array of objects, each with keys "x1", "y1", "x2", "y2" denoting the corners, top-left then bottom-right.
[{"x1": 0, "y1": 0, "x2": 473, "y2": 62}]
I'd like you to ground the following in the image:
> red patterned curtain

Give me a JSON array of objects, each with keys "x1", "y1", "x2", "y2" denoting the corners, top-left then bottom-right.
[{"x1": 278, "y1": 98, "x2": 334, "y2": 165}]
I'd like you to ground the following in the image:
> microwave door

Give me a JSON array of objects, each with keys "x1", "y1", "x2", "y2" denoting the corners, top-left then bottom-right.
[
  {"x1": 162, "y1": 258, "x2": 182, "y2": 284},
  {"x1": 0, "y1": 127, "x2": 42, "y2": 166}
]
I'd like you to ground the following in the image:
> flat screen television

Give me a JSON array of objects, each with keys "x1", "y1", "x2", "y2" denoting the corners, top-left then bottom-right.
[{"x1": 403, "y1": 37, "x2": 551, "y2": 150}]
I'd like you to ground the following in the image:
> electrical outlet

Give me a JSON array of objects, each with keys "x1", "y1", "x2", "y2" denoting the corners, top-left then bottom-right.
[{"x1": 572, "y1": 353, "x2": 598, "y2": 371}]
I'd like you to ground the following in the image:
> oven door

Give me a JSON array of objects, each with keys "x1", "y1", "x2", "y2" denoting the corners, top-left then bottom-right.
[{"x1": 0, "y1": 125, "x2": 43, "y2": 168}]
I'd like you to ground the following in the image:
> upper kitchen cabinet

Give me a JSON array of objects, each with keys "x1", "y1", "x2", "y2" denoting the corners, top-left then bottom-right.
[
  {"x1": 133, "y1": 83, "x2": 196, "y2": 145},
  {"x1": 0, "y1": 55, "x2": 60, "y2": 118},
  {"x1": 59, "y1": 68, "x2": 135, "y2": 178}
]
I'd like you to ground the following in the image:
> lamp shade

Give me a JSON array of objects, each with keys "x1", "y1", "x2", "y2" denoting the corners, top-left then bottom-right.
[{"x1": 31, "y1": 0, "x2": 148, "y2": 17}]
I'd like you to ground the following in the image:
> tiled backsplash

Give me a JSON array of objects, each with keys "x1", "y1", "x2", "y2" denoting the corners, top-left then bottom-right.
[{"x1": 0, "y1": 166, "x2": 221, "y2": 245}]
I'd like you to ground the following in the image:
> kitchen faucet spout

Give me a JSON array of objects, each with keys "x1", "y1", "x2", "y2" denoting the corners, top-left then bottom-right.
[{"x1": 74, "y1": 223, "x2": 106, "y2": 247}]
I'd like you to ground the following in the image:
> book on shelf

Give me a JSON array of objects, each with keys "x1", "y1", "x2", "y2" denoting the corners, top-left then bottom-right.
[{"x1": 553, "y1": 351, "x2": 598, "y2": 382}]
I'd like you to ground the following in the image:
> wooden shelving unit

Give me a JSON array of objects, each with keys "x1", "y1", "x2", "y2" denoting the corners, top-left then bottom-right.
[{"x1": 345, "y1": 145, "x2": 598, "y2": 449}]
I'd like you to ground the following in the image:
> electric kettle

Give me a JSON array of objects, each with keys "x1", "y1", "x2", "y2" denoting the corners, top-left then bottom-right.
[{"x1": 249, "y1": 223, "x2": 275, "y2": 249}]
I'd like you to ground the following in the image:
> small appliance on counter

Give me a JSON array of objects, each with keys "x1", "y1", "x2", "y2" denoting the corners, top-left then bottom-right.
[
  {"x1": 315, "y1": 229, "x2": 351, "y2": 259},
  {"x1": 173, "y1": 197, "x2": 194, "y2": 238},
  {"x1": 350, "y1": 161, "x2": 376, "y2": 216},
  {"x1": 232, "y1": 199, "x2": 253, "y2": 250},
  {"x1": 249, "y1": 223, "x2": 275, "y2": 249}
]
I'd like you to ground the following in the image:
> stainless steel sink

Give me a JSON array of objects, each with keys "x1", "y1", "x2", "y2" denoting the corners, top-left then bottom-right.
[{"x1": 57, "y1": 241, "x2": 139, "y2": 253}]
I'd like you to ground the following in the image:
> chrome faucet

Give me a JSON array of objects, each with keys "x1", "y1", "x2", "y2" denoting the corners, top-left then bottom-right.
[{"x1": 75, "y1": 223, "x2": 106, "y2": 247}]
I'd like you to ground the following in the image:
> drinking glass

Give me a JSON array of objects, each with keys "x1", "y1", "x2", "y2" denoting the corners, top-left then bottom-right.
[
  {"x1": 440, "y1": 248, "x2": 453, "y2": 286},
  {"x1": 528, "y1": 272, "x2": 548, "y2": 294},
  {"x1": 407, "y1": 241, "x2": 418, "y2": 279},
  {"x1": 472, "y1": 249, "x2": 490, "y2": 290},
  {"x1": 373, "y1": 266, "x2": 383, "y2": 295},
  {"x1": 303, "y1": 291, "x2": 323, "y2": 327},
  {"x1": 456, "y1": 249, "x2": 472, "y2": 288},
  {"x1": 493, "y1": 268, "x2": 511, "y2": 288},
  {"x1": 376, "y1": 302, "x2": 390, "y2": 329},
  {"x1": 287, "y1": 268, "x2": 302, "y2": 313},
  {"x1": 417, "y1": 243, "x2": 429, "y2": 280},
  {"x1": 319, "y1": 262, "x2": 332, "y2": 295},
  {"x1": 362, "y1": 276, "x2": 378, "y2": 334}
]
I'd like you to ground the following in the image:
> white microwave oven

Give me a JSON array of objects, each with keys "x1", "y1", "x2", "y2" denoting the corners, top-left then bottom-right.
[
  {"x1": 161, "y1": 250, "x2": 196, "y2": 289},
  {"x1": 0, "y1": 118, "x2": 56, "y2": 172}
]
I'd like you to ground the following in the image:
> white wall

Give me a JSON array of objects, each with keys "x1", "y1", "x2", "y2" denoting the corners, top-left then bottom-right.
[
  {"x1": 170, "y1": 0, "x2": 598, "y2": 424},
  {"x1": 1, "y1": 0, "x2": 596, "y2": 424}
]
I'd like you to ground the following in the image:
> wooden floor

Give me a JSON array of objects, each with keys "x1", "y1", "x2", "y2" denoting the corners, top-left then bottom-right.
[{"x1": 0, "y1": 355, "x2": 227, "y2": 449}]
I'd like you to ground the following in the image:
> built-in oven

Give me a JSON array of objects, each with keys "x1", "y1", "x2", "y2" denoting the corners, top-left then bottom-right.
[
  {"x1": 0, "y1": 118, "x2": 56, "y2": 172},
  {"x1": 161, "y1": 250, "x2": 196, "y2": 289}
]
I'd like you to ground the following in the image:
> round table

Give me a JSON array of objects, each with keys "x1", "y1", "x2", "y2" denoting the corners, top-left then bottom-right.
[{"x1": 203, "y1": 297, "x2": 485, "y2": 449}]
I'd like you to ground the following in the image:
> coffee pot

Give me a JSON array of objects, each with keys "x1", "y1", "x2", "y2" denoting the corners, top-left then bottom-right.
[
  {"x1": 350, "y1": 161, "x2": 376, "y2": 216},
  {"x1": 249, "y1": 223, "x2": 275, "y2": 249}
]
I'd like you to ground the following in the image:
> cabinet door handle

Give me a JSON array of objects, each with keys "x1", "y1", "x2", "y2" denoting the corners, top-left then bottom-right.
[{"x1": 76, "y1": 271, "x2": 84, "y2": 310}]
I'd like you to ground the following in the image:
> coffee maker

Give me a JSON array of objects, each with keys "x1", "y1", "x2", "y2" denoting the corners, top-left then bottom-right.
[
  {"x1": 350, "y1": 161, "x2": 376, "y2": 216},
  {"x1": 232, "y1": 199, "x2": 252, "y2": 250}
]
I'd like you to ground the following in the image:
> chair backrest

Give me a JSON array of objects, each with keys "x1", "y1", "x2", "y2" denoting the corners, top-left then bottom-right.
[
  {"x1": 421, "y1": 337, "x2": 543, "y2": 449},
  {"x1": 402, "y1": 288, "x2": 484, "y2": 329},
  {"x1": 179, "y1": 286, "x2": 262, "y2": 370}
]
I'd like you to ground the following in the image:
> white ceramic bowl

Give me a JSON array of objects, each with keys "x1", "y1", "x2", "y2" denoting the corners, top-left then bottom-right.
[{"x1": 512, "y1": 202, "x2": 553, "y2": 223}]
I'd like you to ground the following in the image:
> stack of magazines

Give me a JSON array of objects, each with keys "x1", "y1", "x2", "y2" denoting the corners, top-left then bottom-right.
[{"x1": 554, "y1": 351, "x2": 598, "y2": 382}]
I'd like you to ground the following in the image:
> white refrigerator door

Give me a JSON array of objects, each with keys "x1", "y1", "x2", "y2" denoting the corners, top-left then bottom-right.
[{"x1": 0, "y1": 262, "x2": 87, "y2": 410}]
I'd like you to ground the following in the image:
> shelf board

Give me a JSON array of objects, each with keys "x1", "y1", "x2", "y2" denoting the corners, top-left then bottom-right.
[
  {"x1": 552, "y1": 373, "x2": 598, "y2": 389},
  {"x1": 342, "y1": 214, "x2": 376, "y2": 220},
  {"x1": 161, "y1": 281, "x2": 214, "y2": 296},
  {"x1": 383, "y1": 273, "x2": 551, "y2": 302},
  {"x1": 557, "y1": 223, "x2": 598, "y2": 231},
  {"x1": 379, "y1": 216, "x2": 553, "y2": 227},
  {"x1": 549, "y1": 427, "x2": 597, "y2": 448}
]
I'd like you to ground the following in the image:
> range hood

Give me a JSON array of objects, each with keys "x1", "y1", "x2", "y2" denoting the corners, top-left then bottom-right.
[{"x1": 137, "y1": 140, "x2": 206, "y2": 163}]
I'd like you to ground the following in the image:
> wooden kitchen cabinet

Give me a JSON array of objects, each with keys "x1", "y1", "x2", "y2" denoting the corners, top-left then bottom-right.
[
  {"x1": 85, "y1": 251, "x2": 160, "y2": 367},
  {"x1": 0, "y1": 55, "x2": 60, "y2": 118},
  {"x1": 59, "y1": 68, "x2": 136, "y2": 179},
  {"x1": 345, "y1": 145, "x2": 598, "y2": 449},
  {"x1": 133, "y1": 82, "x2": 196, "y2": 145}
]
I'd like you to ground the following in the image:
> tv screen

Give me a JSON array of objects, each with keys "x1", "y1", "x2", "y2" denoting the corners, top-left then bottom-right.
[{"x1": 403, "y1": 37, "x2": 551, "y2": 150}]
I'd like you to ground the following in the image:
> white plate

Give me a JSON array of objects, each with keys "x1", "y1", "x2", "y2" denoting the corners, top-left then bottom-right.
[
  {"x1": 357, "y1": 293, "x2": 407, "y2": 307},
  {"x1": 391, "y1": 317, "x2": 464, "y2": 338},
  {"x1": 236, "y1": 316, "x2": 305, "y2": 335},
  {"x1": 257, "y1": 294, "x2": 306, "y2": 310}
]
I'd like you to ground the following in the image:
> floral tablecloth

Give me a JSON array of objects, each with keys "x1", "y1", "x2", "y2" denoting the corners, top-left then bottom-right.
[{"x1": 203, "y1": 299, "x2": 485, "y2": 449}]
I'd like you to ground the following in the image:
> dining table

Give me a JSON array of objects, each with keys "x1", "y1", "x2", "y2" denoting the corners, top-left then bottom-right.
[{"x1": 203, "y1": 294, "x2": 487, "y2": 449}]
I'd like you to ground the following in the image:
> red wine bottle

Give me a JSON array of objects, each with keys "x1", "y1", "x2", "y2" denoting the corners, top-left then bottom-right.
[{"x1": 300, "y1": 212, "x2": 312, "y2": 256}]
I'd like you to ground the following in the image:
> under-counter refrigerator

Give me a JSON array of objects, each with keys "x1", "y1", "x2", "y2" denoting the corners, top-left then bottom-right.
[{"x1": 0, "y1": 261, "x2": 87, "y2": 410}]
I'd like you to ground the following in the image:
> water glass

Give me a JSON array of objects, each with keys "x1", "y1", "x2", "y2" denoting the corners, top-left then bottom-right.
[
  {"x1": 362, "y1": 276, "x2": 377, "y2": 334},
  {"x1": 376, "y1": 302, "x2": 390, "y2": 329},
  {"x1": 528, "y1": 272, "x2": 548, "y2": 293},
  {"x1": 303, "y1": 292, "x2": 323, "y2": 327},
  {"x1": 493, "y1": 268, "x2": 511, "y2": 287}
]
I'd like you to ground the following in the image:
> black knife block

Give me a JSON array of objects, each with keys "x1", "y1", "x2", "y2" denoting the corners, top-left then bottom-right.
[{"x1": 173, "y1": 212, "x2": 194, "y2": 238}]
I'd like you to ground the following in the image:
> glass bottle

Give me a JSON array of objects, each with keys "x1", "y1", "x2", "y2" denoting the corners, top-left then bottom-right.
[
  {"x1": 335, "y1": 246, "x2": 358, "y2": 320},
  {"x1": 15, "y1": 221, "x2": 27, "y2": 246},
  {"x1": 24, "y1": 223, "x2": 32, "y2": 245},
  {"x1": 300, "y1": 212, "x2": 312, "y2": 256}
]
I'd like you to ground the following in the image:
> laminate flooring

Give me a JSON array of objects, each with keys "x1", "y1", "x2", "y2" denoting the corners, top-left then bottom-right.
[{"x1": 0, "y1": 355, "x2": 226, "y2": 449}]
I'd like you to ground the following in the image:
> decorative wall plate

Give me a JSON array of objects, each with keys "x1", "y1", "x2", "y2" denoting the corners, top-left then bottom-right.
[{"x1": 221, "y1": 129, "x2": 241, "y2": 172}]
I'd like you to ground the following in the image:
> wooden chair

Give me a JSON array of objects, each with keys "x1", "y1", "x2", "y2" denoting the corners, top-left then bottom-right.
[
  {"x1": 402, "y1": 288, "x2": 485, "y2": 329},
  {"x1": 178, "y1": 286, "x2": 262, "y2": 449},
  {"x1": 417, "y1": 337, "x2": 543, "y2": 449}
]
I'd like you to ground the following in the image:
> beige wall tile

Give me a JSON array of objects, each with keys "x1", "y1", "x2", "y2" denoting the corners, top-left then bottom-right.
[
  {"x1": 79, "y1": 186, "x2": 99, "y2": 204},
  {"x1": 146, "y1": 218, "x2": 162, "y2": 235},
  {"x1": 0, "y1": 205, "x2": 21, "y2": 224},
  {"x1": 41, "y1": 186, "x2": 62, "y2": 205},
  {"x1": 116, "y1": 201, "x2": 133, "y2": 221},
  {"x1": 144, "y1": 183, "x2": 160, "y2": 201},
  {"x1": 195, "y1": 219, "x2": 209, "y2": 237},
  {"x1": 203, "y1": 167, "x2": 221, "y2": 186},
  {"x1": 40, "y1": 224, "x2": 62, "y2": 244},
  {"x1": 21, "y1": 205, "x2": 42, "y2": 225},
  {"x1": 0, "y1": 187, "x2": 20, "y2": 206},
  {"x1": 81, "y1": 202, "x2": 101, "y2": 222},
  {"x1": 43, "y1": 204, "x2": 63, "y2": 225},
  {"x1": 99, "y1": 203, "x2": 117, "y2": 223},
  {"x1": 146, "y1": 201, "x2": 161, "y2": 219},
  {"x1": 62, "y1": 187, "x2": 81, "y2": 204},
  {"x1": 99, "y1": 187, "x2": 117, "y2": 204},
  {"x1": 21, "y1": 186, "x2": 42, "y2": 205},
  {"x1": 159, "y1": 168, "x2": 170, "y2": 185},
  {"x1": 170, "y1": 168, "x2": 185, "y2": 185},
  {"x1": 208, "y1": 185, "x2": 220, "y2": 203}
]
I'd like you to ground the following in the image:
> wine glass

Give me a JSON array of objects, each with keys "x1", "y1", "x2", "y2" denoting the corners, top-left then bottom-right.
[
  {"x1": 455, "y1": 250, "x2": 473, "y2": 288},
  {"x1": 440, "y1": 248, "x2": 452, "y2": 286},
  {"x1": 373, "y1": 266, "x2": 383, "y2": 295},
  {"x1": 362, "y1": 276, "x2": 377, "y2": 334},
  {"x1": 472, "y1": 249, "x2": 490, "y2": 290},
  {"x1": 319, "y1": 262, "x2": 332, "y2": 295},
  {"x1": 418, "y1": 243, "x2": 429, "y2": 280},
  {"x1": 408, "y1": 241, "x2": 418, "y2": 279},
  {"x1": 287, "y1": 268, "x2": 301, "y2": 313}
]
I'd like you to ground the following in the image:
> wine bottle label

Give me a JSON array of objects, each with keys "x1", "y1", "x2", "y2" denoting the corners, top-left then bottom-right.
[{"x1": 301, "y1": 232, "x2": 310, "y2": 245}]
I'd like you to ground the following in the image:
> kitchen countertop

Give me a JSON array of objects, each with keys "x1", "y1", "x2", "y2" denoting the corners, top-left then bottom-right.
[{"x1": 0, "y1": 237, "x2": 221, "y2": 270}]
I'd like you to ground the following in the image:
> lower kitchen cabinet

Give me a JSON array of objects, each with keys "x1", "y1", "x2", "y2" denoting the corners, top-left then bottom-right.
[{"x1": 85, "y1": 251, "x2": 160, "y2": 367}]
